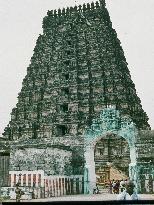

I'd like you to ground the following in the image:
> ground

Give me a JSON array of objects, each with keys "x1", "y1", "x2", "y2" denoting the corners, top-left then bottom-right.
[{"x1": 4, "y1": 193, "x2": 154, "y2": 202}]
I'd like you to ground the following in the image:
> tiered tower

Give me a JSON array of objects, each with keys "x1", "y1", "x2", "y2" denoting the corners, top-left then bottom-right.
[{"x1": 3, "y1": 0, "x2": 150, "y2": 141}]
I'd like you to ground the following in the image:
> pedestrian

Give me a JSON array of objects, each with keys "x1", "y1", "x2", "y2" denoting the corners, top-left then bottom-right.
[
  {"x1": 114, "y1": 180, "x2": 120, "y2": 194},
  {"x1": 112, "y1": 179, "x2": 116, "y2": 194},
  {"x1": 120, "y1": 179, "x2": 125, "y2": 193},
  {"x1": 117, "y1": 180, "x2": 140, "y2": 200},
  {"x1": 109, "y1": 180, "x2": 112, "y2": 194},
  {"x1": 93, "y1": 184, "x2": 99, "y2": 194},
  {"x1": 15, "y1": 183, "x2": 24, "y2": 202}
]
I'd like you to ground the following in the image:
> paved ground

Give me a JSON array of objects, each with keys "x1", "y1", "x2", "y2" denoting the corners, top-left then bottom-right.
[{"x1": 5, "y1": 193, "x2": 154, "y2": 202}]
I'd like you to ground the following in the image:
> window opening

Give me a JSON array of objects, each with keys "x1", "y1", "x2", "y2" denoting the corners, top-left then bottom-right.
[
  {"x1": 64, "y1": 73, "x2": 69, "y2": 80},
  {"x1": 64, "y1": 60, "x2": 70, "y2": 66},
  {"x1": 60, "y1": 104, "x2": 68, "y2": 112},
  {"x1": 62, "y1": 87, "x2": 69, "y2": 95},
  {"x1": 57, "y1": 125, "x2": 68, "y2": 136}
]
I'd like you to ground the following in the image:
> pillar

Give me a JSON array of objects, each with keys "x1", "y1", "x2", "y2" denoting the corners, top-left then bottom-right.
[
  {"x1": 64, "y1": 177, "x2": 66, "y2": 195},
  {"x1": 84, "y1": 145, "x2": 96, "y2": 194},
  {"x1": 31, "y1": 174, "x2": 33, "y2": 187},
  {"x1": 11, "y1": 173, "x2": 14, "y2": 187},
  {"x1": 21, "y1": 174, "x2": 23, "y2": 186},
  {"x1": 26, "y1": 173, "x2": 28, "y2": 187},
  {"x1": 36, "y1": 173, "x2": 39, "y2": 187}
]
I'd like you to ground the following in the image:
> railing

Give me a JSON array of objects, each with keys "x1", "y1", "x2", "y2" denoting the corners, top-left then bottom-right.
[{"x1": 8, "y1": 170, "x2": 84, "y2": 198}]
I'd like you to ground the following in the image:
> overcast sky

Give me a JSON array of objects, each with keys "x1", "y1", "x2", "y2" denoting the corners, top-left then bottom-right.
[{"x1": 0, "y1": 0, "x2": 154, "y2": 134}]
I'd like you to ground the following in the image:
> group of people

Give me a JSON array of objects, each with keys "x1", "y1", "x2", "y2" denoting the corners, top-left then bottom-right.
[
  {"x1": 109, "y1": 179, "x2": 140, "y2": 200},
  {"x1": 109, "y1": 179, "x2": 127, "y2": 194}
]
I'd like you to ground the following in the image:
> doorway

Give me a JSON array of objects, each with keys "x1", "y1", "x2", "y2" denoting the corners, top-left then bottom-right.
[{"x1": 94, "y1": 134, "x2": 130, "y2": 187}]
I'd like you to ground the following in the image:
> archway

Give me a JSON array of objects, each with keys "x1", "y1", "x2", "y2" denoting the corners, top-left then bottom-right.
[
  {"x1": 94, "y1": 134, "x2": 130, "y2": 189},
  {"x1": 83, "y1": 107, "x2": 138, "y2": 194}
]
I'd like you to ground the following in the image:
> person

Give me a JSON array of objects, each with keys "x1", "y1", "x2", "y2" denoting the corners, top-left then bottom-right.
[
  {"x1": 15, "y1": 183, "x2": 24, "y2": 202},
  {"x1": 112, "y1": 179, "x2": 116, "y2": 194},
  {"x1": 120, "y1": 179, "x2": 125, "y2": 193},
  {"x1": 117, "y1": 180, "x2": 140, "y2": 200},
  {"x1": 114, "y1": 180, "x2": 120, "y2": 194},
  {"x1": 93, "y1": 184, "x2": 99, "y2": 194},
  {"x1": 109, "y1": 180, "x2": 112, "y2": 194}
]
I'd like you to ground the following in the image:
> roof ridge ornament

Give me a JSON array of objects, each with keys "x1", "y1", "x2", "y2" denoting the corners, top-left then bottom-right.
[{"x1": 99, "y1": 0, "x2": 106, "y2": 7}]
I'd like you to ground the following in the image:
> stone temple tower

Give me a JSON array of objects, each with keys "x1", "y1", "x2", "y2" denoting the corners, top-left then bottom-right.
[{"x1": 2, "y1": 0, "x2": 151, "y2": 177}]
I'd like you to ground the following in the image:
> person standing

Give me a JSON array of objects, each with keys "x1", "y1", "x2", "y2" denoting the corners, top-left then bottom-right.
[
  {"x1": 114, "y1": 180, "x2": 120, "y2": 194},
  {"x1": 15, "y1": 183, "x2": 24, "y2": 202},
  {"x1": 120, "y1": 179, "x2": 125, "y2": 193},
  {"x1": 112, "y1": 180, "x2": 116, "y2": 194},
  {"x1": 109, "y1": 180, "x2": 112, "y2": 194}
]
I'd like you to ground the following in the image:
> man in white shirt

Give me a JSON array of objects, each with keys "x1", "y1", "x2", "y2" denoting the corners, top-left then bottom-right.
[{"x1": 117, "y1": 180, "x2": 140, "y2": 200}]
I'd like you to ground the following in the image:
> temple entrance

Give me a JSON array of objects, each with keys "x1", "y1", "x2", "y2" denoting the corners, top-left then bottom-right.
[
  {"x1": 94, "y1": 134, "x2": 130, "y2": 188},
  {"x1": 83, "y1": 107, "x2": 138, "y2": 194}
]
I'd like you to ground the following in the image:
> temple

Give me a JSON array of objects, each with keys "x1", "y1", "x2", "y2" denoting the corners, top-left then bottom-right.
[{"x1": 0, "y1": 0, "x2": 154, "y2": 195}]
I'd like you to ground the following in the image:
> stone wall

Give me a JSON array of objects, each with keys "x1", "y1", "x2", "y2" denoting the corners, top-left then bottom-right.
[{"x1": 9, "y1": 147, "x2": 73, "y2": 176}]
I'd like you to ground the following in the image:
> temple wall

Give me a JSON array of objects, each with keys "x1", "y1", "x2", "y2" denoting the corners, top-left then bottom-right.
[{"x1": 9, "y1": 147, "x2": 73, "y2": 176}]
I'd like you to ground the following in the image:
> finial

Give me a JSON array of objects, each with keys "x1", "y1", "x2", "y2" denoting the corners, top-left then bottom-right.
[
  {"x1": 91, "y1": 2, "x2": 95, "y2": 9},
  {"x1": 99, "y1": 0, "x2": 106, "y2": 7},
  {"x1": 74, "y1": 5, "x2": 77, "y2": 12},
  {"x1": 70, "y1": 6, "x2": 74, "y2": 12},
  {"x1": 66, "y1": 7, "x2": 70, "y2": 14},
  {"x1": 83, "y1": 3, "x2": 86, "y2": 11},
  {"x1": 87, "y1": 3, "x2": 90, "y2": 10},
  {"x1": 47, "y1": 10, "x2": 53, "y2": 17},
  {"x1": 95, "y1": 1, "x2": 100, "y2": 9},
  {"x1": 54, "y1": 10, "x2": 57, "y2": 17},
  {"x1": 58, "y1": 8, "x2": 61, "y2": 16},
  {"x1": 62, "y1": 8, "x2": 65, "y2": 15},
  {"x1": 78, "y1": 5, "x2": 82, "y2": 11}
]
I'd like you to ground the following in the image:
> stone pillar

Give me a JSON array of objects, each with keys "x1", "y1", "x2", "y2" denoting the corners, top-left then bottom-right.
[
  {"x1": 64, "y1": 177, "x2": 66, "y2": 195},
  {"x1": 21, "y1": 174, "x2": 23, "y2": 186},
  {"x1": 84, "y1": 145, "x2": 96, "y2": 194},
  {"x1": 26, "y1": 173, "x2": 28, "y2": 187},
  {"x1": 41, "y1": 174, "x2": 44, "y2": 187},
  {"x1": 57, "y1": 177, "x2": 60, "y2": 196},
  {"x1": 145, "y1": 175, "x2": 149, "y2": 193},
  {"x1": 16, "y1": 173, "x2": 19, "y2": 185},
  {"x1": 11, "y1": 173, "x2": 14, "y2": 187},
  {"x1": 79, "y1": 176, "x2": 82, "y2": 194},
  {"x1": 73, "y1": 178, "x2": 76, "y2": 194},
  {"x1": 36, "y1": 174, "x2": 39, "y2": 187},
  {"x1": 52, "y1": 179, "x2": 55, "y2": 197},
  {"x1": 31, "y1": 174, "x2": 33, "y2": 187},
  {"x1": 61, "y1": 177, "x2": 64, "y2": 196}
]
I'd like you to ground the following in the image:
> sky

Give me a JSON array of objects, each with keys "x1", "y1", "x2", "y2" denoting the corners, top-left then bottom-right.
[{"x1": 0, "y1": 0, "x2": 154, "y2": 135}]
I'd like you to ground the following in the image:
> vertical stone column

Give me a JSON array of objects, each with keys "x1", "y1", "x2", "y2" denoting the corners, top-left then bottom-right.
[
  {"x1": 60, "y1": 177, "x2": 64, "y2": 196},
  {"x1": 36, "y1": 173, "x2": 39, "y2": 187},
  {"x1": 31, "y1": 174, "x2": 33, "y2": 187},
  {"x1": 26, "y1": 173, "x2": 28, "y2": 187},
  {"x1": 11, "y1": 173, "x2": 14, "y2": 187},
  {"x1": 64, "y1": 177, "x2": 66, "y2": 195},
  {"x1": 129, "y1": 145, "x2": 138, "y2": 190},
  {"x1": 21, "y1": 174, "x2": 24, "y2": 186},
  {"x1": 41, "y1": 173, "x2": 44, "y2": 187},
  {"x1": 57, "y1": 177, "x2": 60, "y2": 196},
  {"x1": 16, "y1": 173, "x2": 19, "y2": 185},
  {"x1": 73, "y1": 177, "x2": 76, "y2": 194},
  {"x1": 52, "y1": 179, "x2": 55, "y2": 197},
  {"x1": 145, "y1": 175, "x2": 149, "y2": 193},
  {"x1": 79, "y1": 176, "x2": 82, "y2": 194},
  {"x1": 84, "y1": 145, "x2": 96, "y2": 194}
]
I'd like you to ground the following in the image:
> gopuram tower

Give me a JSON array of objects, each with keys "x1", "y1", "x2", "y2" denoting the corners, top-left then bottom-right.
[{"x1": 2, "y1": 0, "x2": 151, "y2": 183}]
